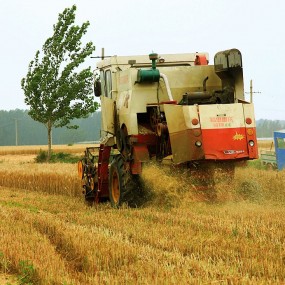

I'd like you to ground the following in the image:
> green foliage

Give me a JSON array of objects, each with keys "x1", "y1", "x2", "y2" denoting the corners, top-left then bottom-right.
[
  {"x1": 0, "y1": 201, "x2": 39, "y2": 213},
  {"x1": 231, "y1": 225, "x2": 239, "y2": 237},
  {"x1": 21, "y1": 5, "x2": 98, "y2": 158},
  {"x1": 35, "y1": 149, "x2": 48, "y2": 162},
  {"x1": 246, "y1": 159, "x2": 278, "y2": 171},
  {"x1": 246, "y1": 159, "x2": 267, "y2": 170},
  {"x1": 21, "y1": 5, "x2": 97, "y2": 128},
  {"x1": 17, "y1": 260, "x2": 38, "y2": 285},
  {"x1": 35, "y1": 150, "x2": 79, "y2": 163}
]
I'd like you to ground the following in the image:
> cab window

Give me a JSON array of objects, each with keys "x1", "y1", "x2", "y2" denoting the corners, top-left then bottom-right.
[
  {"x1": 105, "y1": 70, "x2": 112, "y2": 98},
  {"x1": 277, "y1": 137, "x2": 285, "y2": 149},
  {"x1": 100, "y1": 70, "x2": 106, "y2": 97}
]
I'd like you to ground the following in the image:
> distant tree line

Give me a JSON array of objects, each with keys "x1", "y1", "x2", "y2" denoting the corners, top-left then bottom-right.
[
  {"x1": 0, "y1": 109, "x2": 101, "y2": 146},
  {"x1": 0, "y1": 110, "x2": 284, "y2": 146},
  {"x1": 256, "y1": 119, "x2": 285, "y2": 138}
]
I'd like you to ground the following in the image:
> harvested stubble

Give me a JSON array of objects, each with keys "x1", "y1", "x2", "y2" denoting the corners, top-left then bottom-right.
[
  {"x1": 0, "y1": 148, "x2": 285, "y2": 284},
  {"x1": 141, "y1": 162, "x2": 285, "y2": 206},
  {"x1": 0, "y1": 186, "x2": 285, "y2": 284},
  {"x1": 257, "y1": 139, "x2": 275, "y2": 151}
]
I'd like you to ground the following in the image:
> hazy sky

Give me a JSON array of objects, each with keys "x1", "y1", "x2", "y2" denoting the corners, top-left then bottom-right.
[{"x1": 1, "y1": 0, "x2": 284, "y2": 120}]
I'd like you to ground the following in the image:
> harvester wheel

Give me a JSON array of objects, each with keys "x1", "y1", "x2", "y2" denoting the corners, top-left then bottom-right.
[
  {"x1": 109, "y1": 155, "x2": 129, "y2": 207},
  {"x1": 116, "y1": 125, "x2": 130, "y2": 157},
  {"x1": 109, "y1": 155, "x2": 142, "y2": 208}
]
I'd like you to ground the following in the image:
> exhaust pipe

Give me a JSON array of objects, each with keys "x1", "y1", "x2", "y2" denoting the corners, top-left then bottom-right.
[{"x1": 160, "y1": 73, "x2": 174, "y2": 101}]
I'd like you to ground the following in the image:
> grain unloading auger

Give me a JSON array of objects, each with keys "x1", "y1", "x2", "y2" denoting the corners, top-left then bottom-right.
[{"x1": 78, "y1": 49, "x2": 258, "y2": 207}]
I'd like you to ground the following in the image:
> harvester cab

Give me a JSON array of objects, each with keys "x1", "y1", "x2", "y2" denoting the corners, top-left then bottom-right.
[{"x1": 78, "y1": 49, "x2": 258, "y2": 207}]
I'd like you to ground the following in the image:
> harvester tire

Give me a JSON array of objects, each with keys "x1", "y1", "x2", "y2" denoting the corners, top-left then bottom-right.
[
  {"x1": 109, "y1": 155, "x2": 142, "y2": 208},
  {"x1": 109, "y1": 155, "x2": 130, "y2": 208}
]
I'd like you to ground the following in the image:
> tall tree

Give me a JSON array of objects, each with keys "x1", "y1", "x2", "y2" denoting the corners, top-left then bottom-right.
[{"x1": 21, "y1": 5, "x2": 97, "y2": 159}]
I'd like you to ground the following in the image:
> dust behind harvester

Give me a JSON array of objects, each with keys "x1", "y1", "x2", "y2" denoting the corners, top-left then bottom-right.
[{"x1": 78, "y1": 49, "x2": 258, "y2": 207}]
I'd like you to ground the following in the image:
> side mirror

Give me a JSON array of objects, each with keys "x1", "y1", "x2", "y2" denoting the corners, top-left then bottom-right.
[{"x1": 94, "y1": 79, "x2": 101, "y2": 97}]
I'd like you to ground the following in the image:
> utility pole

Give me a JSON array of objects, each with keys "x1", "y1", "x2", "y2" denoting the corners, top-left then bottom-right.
[
  {"x1": 15, "y1": 118, "x2": 18, "y2": 146},
  {"x1": 250, "y1": 79, "x2": 253, "y2": 103},
  {"x1": 245, "y1": 79, "x2": 261, "y2": 103}
]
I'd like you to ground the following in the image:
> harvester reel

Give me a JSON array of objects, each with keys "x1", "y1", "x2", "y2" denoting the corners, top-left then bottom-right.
[
  {"x1": 78, "y1": 147, "x2": 99, "y2": 203},
  {"x1": 89, "y1": 177, "x2": 96, "y2": 191},
  {"x1": 82, "y1": 165, "x2": 97, "y2": 194},
  {"x1": 77, "y1": 160, "x2": 84, "y2": 179}
]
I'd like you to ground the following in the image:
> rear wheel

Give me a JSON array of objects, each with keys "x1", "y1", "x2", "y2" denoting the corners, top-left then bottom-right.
[
  {"x1": 116, "y1": 125, "x2": 130, "y2": 155},
  {"x1": 109, "y1": 155, "x2": 144, "y2": 208},
  {"x1": 109, "y1": 155, "x2": 130, "y2": 207}
]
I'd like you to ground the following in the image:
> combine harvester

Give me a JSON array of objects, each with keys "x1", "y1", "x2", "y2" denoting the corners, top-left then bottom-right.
[{"x1": 78, "y1": 49, "x2": 258, "y2": 207}]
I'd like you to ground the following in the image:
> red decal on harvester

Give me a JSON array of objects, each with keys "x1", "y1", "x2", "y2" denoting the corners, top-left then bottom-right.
[{"x1": 210, "y1": 116, "x2": 233, "y2": 123}]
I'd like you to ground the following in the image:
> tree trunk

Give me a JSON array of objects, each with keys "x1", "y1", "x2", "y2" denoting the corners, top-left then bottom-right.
[{"x1": 47, "y1": 120, "x2": 52, "y2": 161}]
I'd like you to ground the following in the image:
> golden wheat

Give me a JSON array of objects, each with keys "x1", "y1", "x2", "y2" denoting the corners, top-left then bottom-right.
[
  {"x1": 1, "y1": 186, "x2": 285, "y2": 284},
  {"x1": 257, "y1": 139, "x2": 275, "y2": 151},
  {"x1": 0, "y1": 146, "x2": 285, "y2": 284},
  {"x1": 0, "y1": 144, "x2": 97, "y2": 155}
]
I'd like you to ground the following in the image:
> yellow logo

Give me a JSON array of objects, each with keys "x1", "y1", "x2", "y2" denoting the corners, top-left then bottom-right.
[{"x1": 233, "y1": 132, "x2": 245, "y2": 141}]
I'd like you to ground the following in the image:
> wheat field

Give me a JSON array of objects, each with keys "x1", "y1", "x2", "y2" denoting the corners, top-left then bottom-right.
[{"x1": 0, "y1": 145, "x2": 285, "y2": 284}]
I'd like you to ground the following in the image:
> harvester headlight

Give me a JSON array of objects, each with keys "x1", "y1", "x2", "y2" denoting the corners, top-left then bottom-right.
[
  {"x1": 195, "y1": 141, "x2": 202, "y2": 147},
  {"x1": 249, "y1": 140, "x2": 255, "y2": 147}
]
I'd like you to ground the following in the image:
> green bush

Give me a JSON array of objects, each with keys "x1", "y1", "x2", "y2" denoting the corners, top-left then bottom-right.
[
  {"x1": 35, "y1": 150, "x2": 79, "y2": 163},
  {"x1": 18, "y1": 260, "x2": 38, "y2": 285},
  {"x1": 35, "y1": 149, "x2": 48, "y2": 163}
]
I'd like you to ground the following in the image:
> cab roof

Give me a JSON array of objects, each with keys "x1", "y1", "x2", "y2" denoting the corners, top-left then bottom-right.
[{"x1": 96, "y1": 52, "x2": 209, "y2": 69}]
